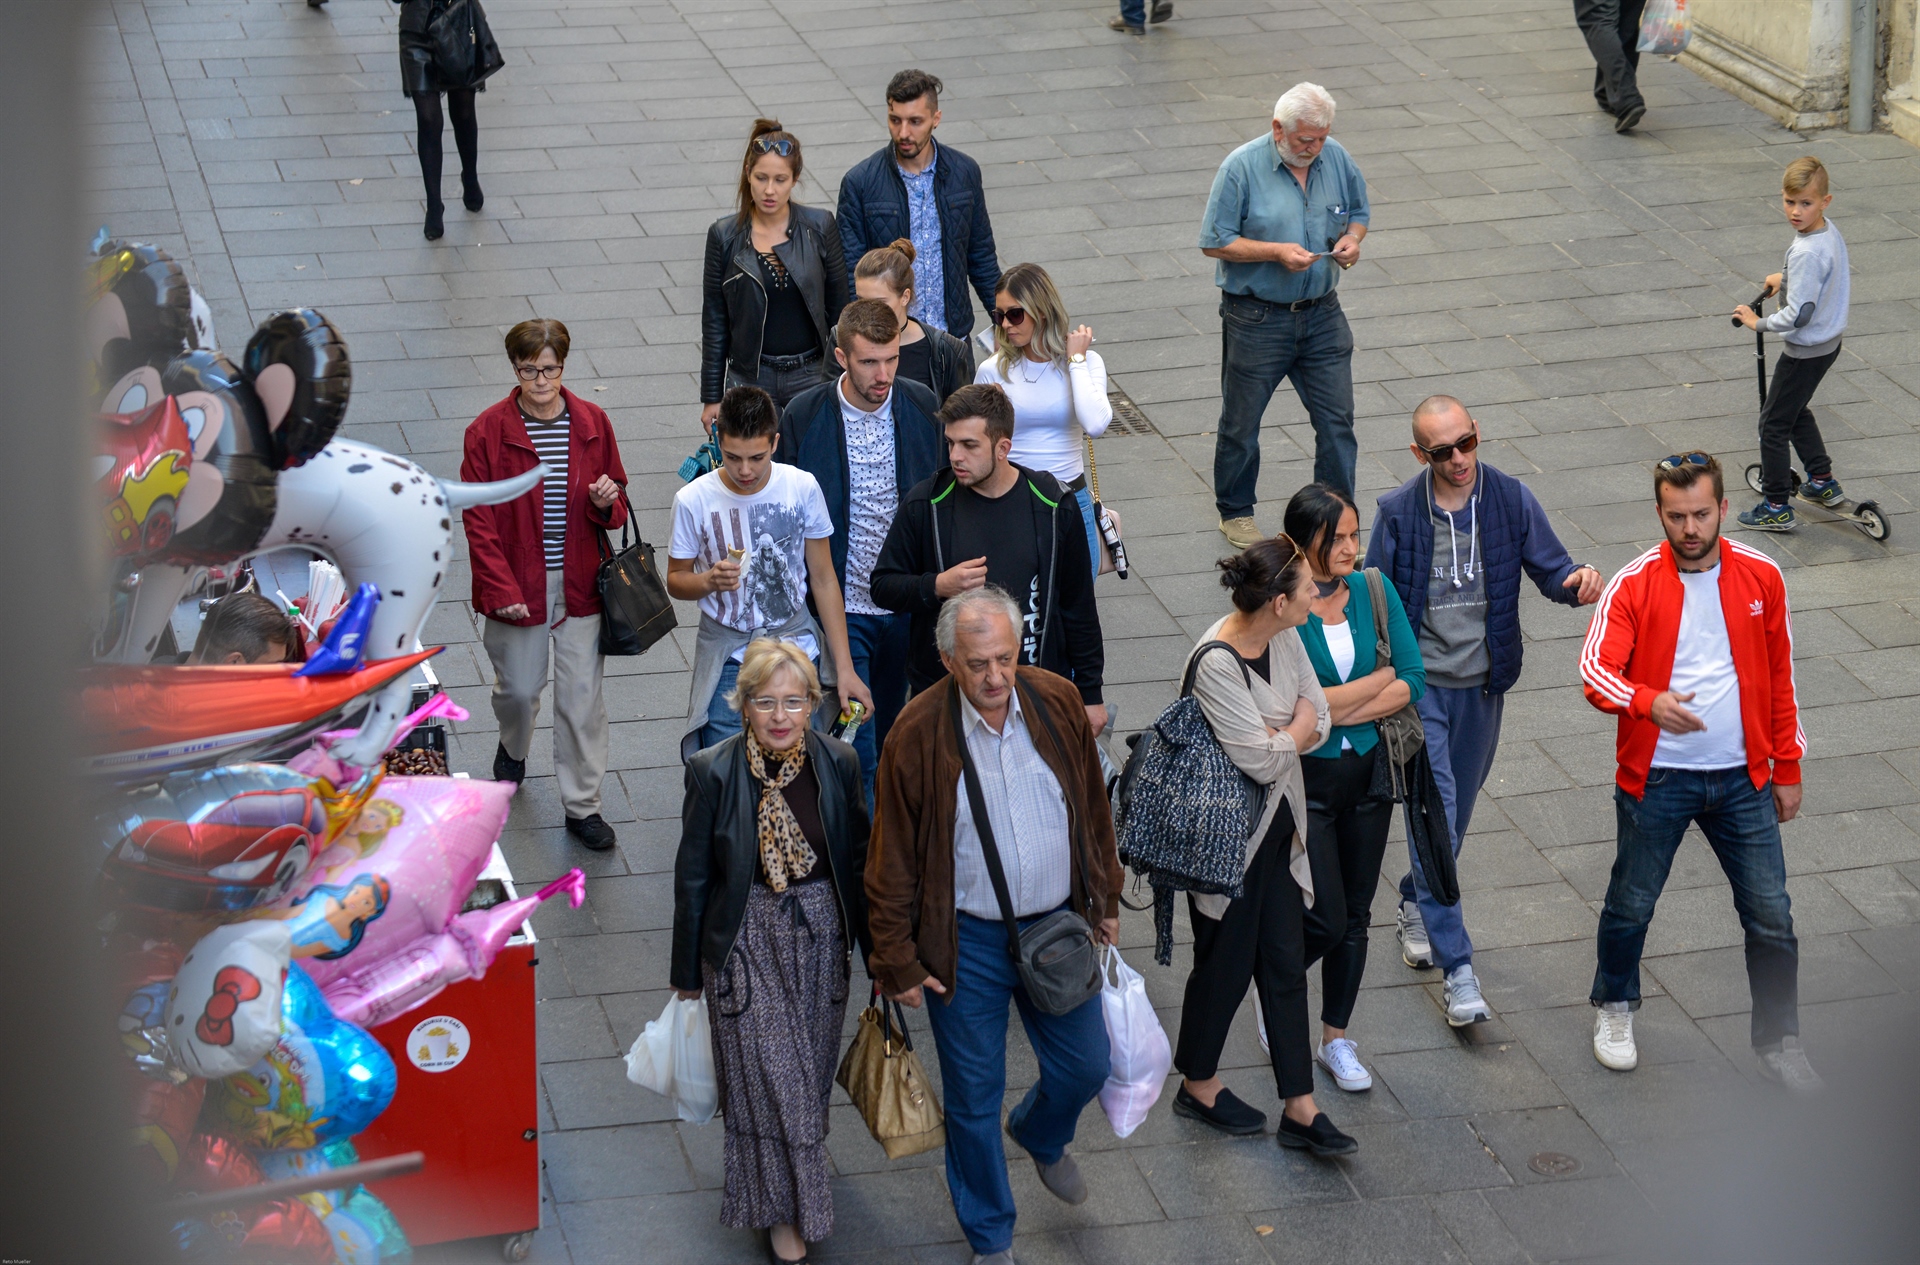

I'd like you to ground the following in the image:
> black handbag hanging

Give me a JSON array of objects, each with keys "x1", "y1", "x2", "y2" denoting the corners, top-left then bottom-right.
[
  {"x1": 427, "y1": 0, "x2": 505, "y2": 89},
  {"x1": 595, "y1": 493, "x2": 677, "y2": 656},
  {"x1": 1401, "y1": 745, "x2": 1460, "y2": 906}
]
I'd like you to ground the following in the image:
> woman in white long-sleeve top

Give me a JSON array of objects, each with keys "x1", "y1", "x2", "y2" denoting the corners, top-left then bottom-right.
[
  {"x1": 974, "y1": 262, "x2": 1114, "y2": 576},
  {"x1": 1168, "y1": 535, "x2": 1360, "y2": 1159}
]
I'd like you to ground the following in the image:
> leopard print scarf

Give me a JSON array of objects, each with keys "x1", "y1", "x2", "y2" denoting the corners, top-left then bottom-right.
[{"x1": 746, "y1": 731, "x2": 815, "y2": 892}]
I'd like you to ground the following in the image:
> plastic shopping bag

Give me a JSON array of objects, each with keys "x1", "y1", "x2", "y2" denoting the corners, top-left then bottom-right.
[
  {"x1": 1638, "y1": 0, "x2": 1691, "y2": 55},
  {"x1": 625, "y1": 995, "x2": 719, "y2": 1124},
  {"x1": 1096, "y1": 946, "x2": 1172, "y2": 1138}
]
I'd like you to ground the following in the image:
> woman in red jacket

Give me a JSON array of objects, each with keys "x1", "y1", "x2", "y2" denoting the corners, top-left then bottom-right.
[{"x1": 461, "y1": 319, "x2": 629, "y2": 850}]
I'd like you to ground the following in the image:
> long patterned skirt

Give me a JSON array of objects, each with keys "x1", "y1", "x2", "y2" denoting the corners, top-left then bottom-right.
[{"x1": 703, "y1": 878, "x2": 849, "y2": 1242}]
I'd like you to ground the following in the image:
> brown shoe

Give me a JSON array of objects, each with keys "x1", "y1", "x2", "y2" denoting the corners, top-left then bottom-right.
[
  {"x1": 1107, "y1": 14, "x2": 1145, "y2": 34},
  {"x1": 1219, "y1": 516, "x2": 1265, "y2": 550}
]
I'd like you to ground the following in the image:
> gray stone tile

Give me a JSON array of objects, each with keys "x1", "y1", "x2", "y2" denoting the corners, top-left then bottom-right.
[
  {"x1": 1372, "y1": 1043, "x2": 1566, "y2": 1119},
  {"x1": 543, "y1": 1122, "x2": 698, "y2": 1202},
  {"x1": 1482, "y1": 1173, "x2": 1652, "y2": 1262},
  {"x1": 1339, "y1": 1118, "x2": 1512, "y2": 1198},
  {"x1": 1131, "y1": 1137, "x2": 1357, "y2": 1218}
]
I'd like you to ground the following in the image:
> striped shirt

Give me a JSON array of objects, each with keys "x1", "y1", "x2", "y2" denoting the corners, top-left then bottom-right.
[
  {"x1": 951, "y1": 687, "x2": 1072, "y2": 920},
  {"x1": 520, "y1": 404, "x2": 570, "y2": 569}
]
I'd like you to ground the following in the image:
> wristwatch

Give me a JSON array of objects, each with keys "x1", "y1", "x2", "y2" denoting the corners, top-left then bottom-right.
[{"x1": 1069, "y1": 353, "x2": 1086, "y2": 365}]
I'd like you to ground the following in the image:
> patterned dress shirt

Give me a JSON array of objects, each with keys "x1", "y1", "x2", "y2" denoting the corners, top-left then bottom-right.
[
  {"x1": 899, "y1": 146, "x2": 948, "y2": 334},
  {"x1": 836, "y1": 378, "x2": 896, "y2": 616},
  {"x1": 952, "y1": 686, "x2": 1073, "y2": 920}
]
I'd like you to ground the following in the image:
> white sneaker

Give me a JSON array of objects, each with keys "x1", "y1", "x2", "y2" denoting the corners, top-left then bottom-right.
[
  {"x1": 1397, "y1": 902, "x2": 1433, "y2": 969},
  {"x1": 1443, "y1": 964, "x2": 1491, "y2": 1027},
  {"x1": 1315, "y1": 1037, "x2": 1373, "y2": 1091},
  {"x1": 1592, "y1": 1003, "x2": 1637, "y2": 1071},
  {"x1": 1755, "y1": 1036, "x2": 1823, "y2": 1093}
]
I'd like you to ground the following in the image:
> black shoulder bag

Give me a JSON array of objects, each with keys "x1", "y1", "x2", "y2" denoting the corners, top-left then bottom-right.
[
  {"x1": 948, "y1": 684, "x2": 1103, "y2": 1017},
  {"x1": 596, "y1": 493, "x2": 677, "y2": 656}
]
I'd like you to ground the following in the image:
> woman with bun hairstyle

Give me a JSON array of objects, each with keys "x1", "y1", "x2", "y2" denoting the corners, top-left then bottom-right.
[
  {"x1": 701, "y1": 120, "x2": 849, "y2": 426},
  {"x1": 849, "y1": 239, "x2": 974, "y2": 402},
  {"x1": 1168, "y1": 536, "x2": 1361, "y2": 1159},
  {"x1": 974, "y1": 262, "x2": 1114, "y2": 577},
  {"x1": 1284, "y1": 482, "x2": 1425, "y2": 1096}
]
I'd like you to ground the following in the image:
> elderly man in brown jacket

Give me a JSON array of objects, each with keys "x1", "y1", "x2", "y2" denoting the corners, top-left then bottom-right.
[{"x1": 868, "y1": 586, "x2": 1122, "y2": 1265}]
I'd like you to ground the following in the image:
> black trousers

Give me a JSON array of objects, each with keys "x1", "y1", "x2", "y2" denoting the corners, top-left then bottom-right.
[
  {"x1": 1303, "y1": 747, "x2": 1395, "y2": 1030},
  {"x1": 412, "y1": 88, "x2": 478, "y2": 210},
  {"x1": 1573, "y1": 0, "x2": 1647, "y2": 114},
  {"x1": 1174, "y1": 802, "x2": 1313, "y2": 1100},
  {"x1": 1758, "y1": 347, "x2": 1838, "y2": 502}
]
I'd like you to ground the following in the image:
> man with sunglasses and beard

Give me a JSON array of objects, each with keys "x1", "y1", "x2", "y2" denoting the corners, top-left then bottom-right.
[
  {"x1": 1580, "y1": 453, "x2": 1816, "y2": 1091},
  {"x1": 1363, "y1": 395, "x2": 1603, "y2": 1024}
]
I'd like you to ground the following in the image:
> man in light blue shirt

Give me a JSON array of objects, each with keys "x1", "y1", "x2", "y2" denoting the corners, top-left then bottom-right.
[{"x1": 1199, "y1": 82, "x2": 1370, "y2": 547}]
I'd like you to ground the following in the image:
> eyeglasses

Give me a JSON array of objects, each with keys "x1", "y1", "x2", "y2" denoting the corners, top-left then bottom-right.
[
  {"x1": 752, "y1": 137, "x2": 795, "y2": 157},
  {"x1": 1659, "y1": 452, "x2": 1713, "y2": 471},
  {"x1": 514, "y1": 364, "x2": 564, "y2": 381},
  {"x1": 990, "y1": 306, "x2": 1028, "y2": 328},
  {"x1": 1415, "y1": 430, "x2": 1480, "y2": 463},
  {"x1": 747, "y1": 696, "x2": 811, "y2": 715}
]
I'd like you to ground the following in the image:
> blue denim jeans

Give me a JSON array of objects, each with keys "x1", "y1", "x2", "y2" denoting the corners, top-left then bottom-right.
[
  {"x1": 843, "y1": 610, "x2": 908, "y2": 805},
  {"x1": 924, "y1": 909, "x2": 1109, "y2": 1256},
  {"x1": 1072, "y1": 486, "x2": 1101, "y2": 581},
  {"x1": 1214, "y1": 291, "x2": 1357, "y2": 516},
  {"x1": 1400, "y1": 684, "x2": 1504, "y2": 973},
  {"x1": 1119, "y1": 0, "x2": 1146, "y2": 26},
  {"x1": 1591, "y1": 766, "x2": 1799, "y2": 1049}
]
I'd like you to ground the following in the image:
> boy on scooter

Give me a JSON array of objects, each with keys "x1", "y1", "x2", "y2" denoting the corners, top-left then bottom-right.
[{"x1": 1732, "y1": 156, "x2": 1850, "y2": 531}]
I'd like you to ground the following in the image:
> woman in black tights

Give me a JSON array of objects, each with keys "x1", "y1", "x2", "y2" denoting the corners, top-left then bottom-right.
[{"x1": 396, "y1": 0, "x2": 498, "y2": 240}]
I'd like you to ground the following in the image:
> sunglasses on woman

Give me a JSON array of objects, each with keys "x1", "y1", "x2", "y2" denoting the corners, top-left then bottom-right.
[
  {"x1": 752, "y1": 137, "x2": 795, "y2": 157},
  {"x1": 1416, "y1": 430, "x2": 1480, "y2": 463},
  {"x1": 989, "y1": 305, "x2": 1028, "y2": 328},
  {"x1": 514, "y1": 364, "x2": 564, "y2": 381}
]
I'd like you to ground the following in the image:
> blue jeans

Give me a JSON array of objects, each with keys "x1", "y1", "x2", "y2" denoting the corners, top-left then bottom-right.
[
  {"x1": 1400, "y1": 684, "x2": 1503, "y2": 973},
  {"x1": 843, "y1": 611, "x2": 908, "y2": 804},
  {"x1": 1119, "y1": 0, "x2": 1146, "y2": 26},
  {"x1": 1592, "y1": 766, "x2": 1799, "y2": 1048},
  {"x1": 924, "y1": 910, "x2": 1109, "y2": 1255},
  {"x1": 1072, "y1": 486, "x2": 1101, "y2": 581},
  {"x1": 1214, "y1": 291, "x2": 1357, "y2": 516}
]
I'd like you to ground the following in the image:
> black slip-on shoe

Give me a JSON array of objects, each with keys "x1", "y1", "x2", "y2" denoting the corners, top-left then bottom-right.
[
  {"x1": 462, "y1": 173, "x2": 485, "y2": 212},
  {"x1": 493, "y1": 742, "x2": 526, "y2": 786},
  {"x1": 566, "y1": 813, "x2": 617, "y2": 851},
  {"x1": 1150, "y1": 1, "x2": 1174, "y2": 21},
  {"x1": 1615, "y1": 103, "x2": 1646, "y2": 133},
  {"x1": 1277, "y1": 1111, "x2": 1358, "y2": 1157},
  {"x1": 1171, "y1": 1085, "x2": 1267, "y2": 1135}
]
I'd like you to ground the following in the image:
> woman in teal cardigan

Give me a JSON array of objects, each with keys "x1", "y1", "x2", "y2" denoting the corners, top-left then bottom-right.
[{"x1": 1284, "y1": 483, "x2": 1426, "y2": 1095}]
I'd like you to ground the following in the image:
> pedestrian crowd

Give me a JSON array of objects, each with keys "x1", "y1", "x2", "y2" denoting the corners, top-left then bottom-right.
[{"x1": 445, "y1": 56, "x2": 1848, "y2": 1265}]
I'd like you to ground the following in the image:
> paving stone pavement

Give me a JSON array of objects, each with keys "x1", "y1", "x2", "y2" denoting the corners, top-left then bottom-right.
[{"x1": 87, "y1": 0, "x2": 1920, "y2": 1260}]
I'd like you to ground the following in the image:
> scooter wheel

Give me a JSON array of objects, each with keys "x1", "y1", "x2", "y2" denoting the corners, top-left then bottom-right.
[
  {"x1": 1745, "y1": 464, "x2": 1764, "y2": 494},
  {"x1": 501, "y1": 1231, "x2": 534, "y2": 1262},
  {"x1": 1855, "y1": 502, "x2": 1890, "y2": 542}
]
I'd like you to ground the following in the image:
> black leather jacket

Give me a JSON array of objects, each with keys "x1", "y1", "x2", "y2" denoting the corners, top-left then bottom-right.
[
  {"x1": 671, "y1": 731, "x2": 873, "y2": 991},
  {"x1": 701, "y1": 205, "x2": 849, "y2": 404}
]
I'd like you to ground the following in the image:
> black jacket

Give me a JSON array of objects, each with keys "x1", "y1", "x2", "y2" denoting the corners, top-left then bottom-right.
[
  {"x1": 701, "y1": 205, "x2": 849, "y2": 404},
  {"x1": 869, "y1": 464, "x2": 1105, "y2": 705},
  {"x1": 827, "y1": 317, "x2": 975, "y2": 404},
  {"x1": 395, "y1": 0, "x2": 503, "y2": 96},
  {"x1": 836, "y1": 143, "x2": 1000, "y2": 340},
  {"x1": 671, "y1": 731, "x2": 873, "y2": 992}
]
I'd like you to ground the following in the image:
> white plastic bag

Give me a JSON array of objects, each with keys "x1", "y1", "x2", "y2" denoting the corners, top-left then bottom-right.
[
  {"x1": 625, "y1": 995, "x2": 719, "y2": 1124},
  {"x1": 1638, "y1": 0, "x2": 1691, "y2": 55},
  {"x1": 1096, "y1": 946, "x2": 1172, "y2": 1138}
]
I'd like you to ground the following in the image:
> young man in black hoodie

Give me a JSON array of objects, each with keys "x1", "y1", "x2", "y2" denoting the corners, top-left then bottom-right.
[{"x1": 870, "y1": 383, "x2": 1107, "y2": 731}]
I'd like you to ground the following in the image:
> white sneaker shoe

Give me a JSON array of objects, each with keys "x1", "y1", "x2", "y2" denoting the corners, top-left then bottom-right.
[
  {"x1": 1443, "y1": 964, "x2": 1491, "y2": 1027},
  {"x1": 1592, "y1": 1003, "x2": 1637, "y2": 1071},
  {"x1": 1755, "y1": 1036, "x2": 1823, "y2": 1093},
  {"x1": 1315, "y1": 1037, "x2": 1373, "y2": 1091},
  {"x1": 1397, "y1": 902, "x2": 1433, "y2": 969}
]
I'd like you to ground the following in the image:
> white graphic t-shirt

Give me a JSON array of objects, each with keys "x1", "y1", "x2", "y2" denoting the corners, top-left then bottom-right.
[{"x1": 669, "y1": 463, "x2": 834, "y2": 662}]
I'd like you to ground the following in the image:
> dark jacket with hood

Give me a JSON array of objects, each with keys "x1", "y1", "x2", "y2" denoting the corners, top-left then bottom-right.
[
  {"x1": 869, "y1": 464, "x2": 1104, "y2": 705},
  {"x1": 701, "y1": 204, "x2": 849, "y2": 404}
]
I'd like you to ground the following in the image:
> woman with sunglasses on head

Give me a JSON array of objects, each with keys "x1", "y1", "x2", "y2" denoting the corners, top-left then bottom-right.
[
  {"x1": 672, "y1": 639, "x2": 872, "y2": 1265},
  {"x1": 701, "y1": 120, "x2": 849, "y2": 429},
  {"x1": 1282, "y1": 482, "x2": 1424, "y2": 1095},
  {"x1": 974, "y1": 263, "x2": 1114, "y2": 576},
  {"x1": 462, "y1": 318, "x2": 630, "y2": 853},
  {"x1": 847, "y1": 239, "x2": 974, "y2": 402}
]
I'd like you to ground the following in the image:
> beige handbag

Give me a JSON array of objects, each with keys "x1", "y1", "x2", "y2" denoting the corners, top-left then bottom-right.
[
  {"x1": 1084, "y1": 437, "x2": 1128, "y2": 578},
  {"x1": 835, "y1": 990, "x2": 946, "y2": 1159}
]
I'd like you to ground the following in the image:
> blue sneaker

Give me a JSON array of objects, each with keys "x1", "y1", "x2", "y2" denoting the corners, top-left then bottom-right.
[
  {"x1": 1799, "y1": 477, "x2": 1845, "y2": 507},
  {"x1": 1737, "y1": 499, "x2": 1796, "y2": 531}
]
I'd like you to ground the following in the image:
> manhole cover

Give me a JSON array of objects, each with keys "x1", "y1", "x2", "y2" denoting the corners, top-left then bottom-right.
[
  {"x1": 1104, "y1": 384, "x2": 1159, "y2": 437},
  {"x1": 1528, "y1": 1151, "x2": 1582, "y2": 1177}
]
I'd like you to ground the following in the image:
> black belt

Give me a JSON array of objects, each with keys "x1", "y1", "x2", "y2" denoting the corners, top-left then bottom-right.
[
  {"x1": 760, "y1": 348, "x2": 822, "y2": 370},
  {"x1": 1063, "y1": 474, "x2": 1088, "y2": 493},
  {"x1": 1230, "y1": 291, "x2": 1334, "y2": 312}
]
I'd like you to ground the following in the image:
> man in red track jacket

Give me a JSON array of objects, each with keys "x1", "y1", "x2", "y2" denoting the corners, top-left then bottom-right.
[{"x1": 1578, "y1": 452, "x2": 1818, "y2": 1092}]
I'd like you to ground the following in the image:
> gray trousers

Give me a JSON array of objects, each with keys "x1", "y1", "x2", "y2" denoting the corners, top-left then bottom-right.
[{"x1": 482, "y1": 568, "x2": 608, "y2": 818}]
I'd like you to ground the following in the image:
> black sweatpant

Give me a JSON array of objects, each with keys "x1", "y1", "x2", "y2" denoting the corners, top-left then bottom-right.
[
  {"x1": 1303, "y1": 747, "x2": 1395, "y2": 1030},
  {"x1": 412, "y1": 88, "x2": 478, "y2": 210},
  {"x1": 1573, "y1": 0, "x2": 1647, "y2": 114},
  {"x1": 1174, "y1": 802, "x2": 1312, "y2": 1100},
  {"x1": 1758, "y1": 346, "x2": 1838, "y2": 503}
]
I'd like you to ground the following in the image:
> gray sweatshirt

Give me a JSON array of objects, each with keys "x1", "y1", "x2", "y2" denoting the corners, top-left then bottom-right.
[{"x1": 1756, "y1": 221, "x2": 1848, "y2": 359}]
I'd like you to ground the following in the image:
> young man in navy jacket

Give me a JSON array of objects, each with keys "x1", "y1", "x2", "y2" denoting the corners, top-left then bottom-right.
[{"x1": 1364, "y1": 395, "x2": 1603, "y2": 1025}]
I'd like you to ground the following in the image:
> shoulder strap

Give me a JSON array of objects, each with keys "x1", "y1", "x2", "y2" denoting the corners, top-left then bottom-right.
[
  {"x1": 947, "y1": 686, "x2": 1025, "y2": 960},
  {"x1": 1363, "y1": 569, "x2": 1393, "y2": 668},
  {"x1": 1180, "y1": 639, "x2": 1252, "y2": 698}
]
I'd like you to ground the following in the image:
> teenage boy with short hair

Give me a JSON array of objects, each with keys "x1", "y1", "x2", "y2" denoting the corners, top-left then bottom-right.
[
  {"x1": 1733, "y1": 156, "x2": 1851, "y2": 532},
  {"x1": 668, "y1": 385, "x2": 873, "y2": 761}
]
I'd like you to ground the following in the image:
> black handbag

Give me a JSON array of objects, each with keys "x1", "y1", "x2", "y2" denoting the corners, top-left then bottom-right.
[
  {"x1": 427, "y1": 0, "x2": 504, "y2": 89},
  {"x1": 949, "y1": 684, "x2": 1103, "y2": 1017},
  {"x1": 595, "y1": 494, "x2": 676, "y2": 657},
  {"x1": 1362, "y1": 567, "x2": 1427, "y2": 802},
  {"x1": 1401, "y1": 745, "x2": 1461, "y2": 906}
]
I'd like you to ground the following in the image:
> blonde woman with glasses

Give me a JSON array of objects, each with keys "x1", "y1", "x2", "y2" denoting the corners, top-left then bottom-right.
[
  {"x1": 672, "y1": 639, "x2": 872, "y2": 1265},
  {"x1": 974, "y1": 262, "x2": 1114, "y2": 577}
]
